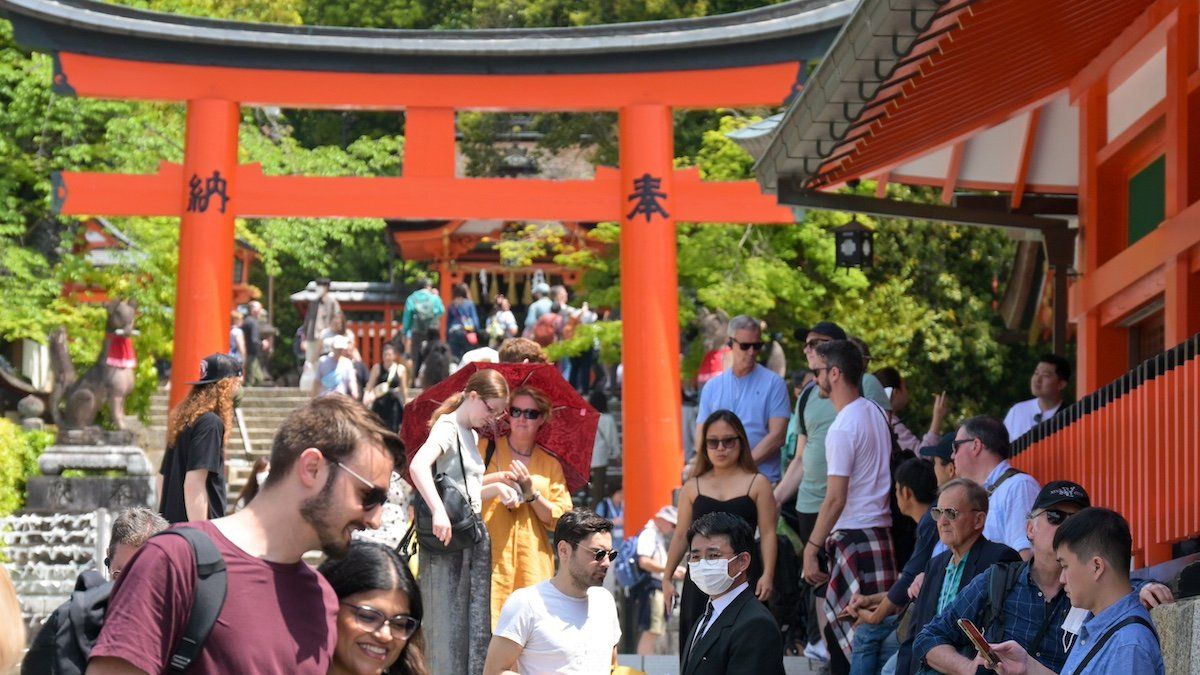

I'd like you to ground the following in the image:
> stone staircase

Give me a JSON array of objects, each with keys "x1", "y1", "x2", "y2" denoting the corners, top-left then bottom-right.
[{"x1": 148, "y1": 387, "x2": 311, "y2": 506}]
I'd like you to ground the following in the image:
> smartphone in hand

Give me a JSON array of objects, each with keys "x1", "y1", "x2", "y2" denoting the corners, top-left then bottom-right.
[{"x1": 957, "y1": 618, "x2": 998, "y2": 668}]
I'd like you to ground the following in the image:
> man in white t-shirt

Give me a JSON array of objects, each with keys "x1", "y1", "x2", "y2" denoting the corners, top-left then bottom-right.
[
  {"x1": 1002, "y1": 354, "x2": 1070, "y2": 441},
  {"x1": 799, "y1": 339, "x2": 896, "y2": 670},
  {"x1": 484, "y1": 508, "x2": 621, "y2": 675}
]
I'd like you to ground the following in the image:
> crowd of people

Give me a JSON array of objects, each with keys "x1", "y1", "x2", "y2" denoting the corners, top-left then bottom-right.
[{"x1": 13, "y1": 293, "x2": 1177, "y2": 675}]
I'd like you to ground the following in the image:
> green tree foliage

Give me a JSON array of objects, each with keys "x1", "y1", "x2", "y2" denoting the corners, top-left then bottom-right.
[{"x1": 0, "y1": 419, "x2": 52, "y2": 516}]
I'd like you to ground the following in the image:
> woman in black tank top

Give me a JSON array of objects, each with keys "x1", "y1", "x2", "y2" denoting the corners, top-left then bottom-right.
[{"x1": 661, "y1": 409, "x2": 779, "y2": 652}]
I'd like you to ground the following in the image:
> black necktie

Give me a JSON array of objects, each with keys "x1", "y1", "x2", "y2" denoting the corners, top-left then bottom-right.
[{"x1": 686, "y1": 601, "x2": 715, "y2": 663}]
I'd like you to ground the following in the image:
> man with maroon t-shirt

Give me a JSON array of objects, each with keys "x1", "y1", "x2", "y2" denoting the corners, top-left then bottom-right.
[{"x1": 88, "y1": 395, "x2": 402, "y2": 675}]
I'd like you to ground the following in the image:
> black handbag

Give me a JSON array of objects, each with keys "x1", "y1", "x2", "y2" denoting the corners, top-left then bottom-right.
[{"x1": 413, "y1": 433, "x2": 487, "y2": 554}]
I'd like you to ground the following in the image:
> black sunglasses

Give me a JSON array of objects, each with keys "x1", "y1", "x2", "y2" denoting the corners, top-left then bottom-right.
[
  {"x1": 326, "y1": 457, "x2": 388, "y2": 510},
  {"x1": 727, "y1": 339, "x2": 764, "y2": 352},
  {"x1": 805, "y1": 338, "x2": 831, "y2": 350},
  {"x1": 509, "y1": 406, "x2": 542, "y2": 420},
  {"x1": 1035, "y1": 509, "x2": 1073, "y2": 526},
  {"x1": 950, "y1": 438, "x2": 975, "y2": 455},
  {"x1": 342, "y1": 603, "x2": 421, "y2": 638},
  {"x1": 580, "y1": 545, "x2": 619, "y2": 562}
]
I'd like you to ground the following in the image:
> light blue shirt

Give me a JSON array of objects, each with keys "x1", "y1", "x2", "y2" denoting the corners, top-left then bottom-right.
[
  {"x1": 982, "y1": 460, "x2": 1040, "y2": 553},
  {"x1": 1060, "y1": 591, "x2": 1162, "y2": 675},
  {"x1": 697, "y1": 364, "x2": 790, "y2": 482},
  {"x1": 937, "y1": 550, "x2": 971, "y2": 613}
]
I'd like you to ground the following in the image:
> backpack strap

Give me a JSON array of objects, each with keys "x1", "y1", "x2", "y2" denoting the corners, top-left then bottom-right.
[
  {"x1": 986, "y1": 467, "x2": 1023, "y2": 496},
  {"x1": 156, "y1": 527, "x2": 228, "y2": 672},
  {"x1": 982, "y1": 561, "x2": 1026, "y2": 643},
  {"x1": 1069, "y1": 616, "x2": 1159, "y2": 675},
  {"x1": 796, "y1": 382, "x2": 816, "y2": 437}
]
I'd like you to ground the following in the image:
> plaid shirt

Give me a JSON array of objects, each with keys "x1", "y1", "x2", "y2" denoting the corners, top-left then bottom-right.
[
  {"x1": 823, "y1": 527, "x2": 897, "y2": 655},
  {"x1": 913, "y1": 561, "x2": 1072, "y2": 672}
]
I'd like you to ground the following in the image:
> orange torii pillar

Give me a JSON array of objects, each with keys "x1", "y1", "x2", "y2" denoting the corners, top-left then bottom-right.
[
  {"x1": 619, "y1": 105, "x2": 682, "y2": 533},
  {"x1": 168, "y1": 99, "x2": 240, "y2": 408}
]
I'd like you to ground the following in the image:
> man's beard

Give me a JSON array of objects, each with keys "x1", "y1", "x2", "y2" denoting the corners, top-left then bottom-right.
[{"x1": 299, "y1": 475, "x2": 353, "y2": 558}]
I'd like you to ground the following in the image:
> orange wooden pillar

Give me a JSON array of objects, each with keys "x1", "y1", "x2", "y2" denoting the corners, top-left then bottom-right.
[
  {"x1": 1165, "y1": 10, "x2": 1200, "y2": 347},
  {"x1": 169, "y1": 99, "x2": 240, "y2": 409},
  {"x1": 619, "y1": 105, "x2": 682, "y2": 532}
]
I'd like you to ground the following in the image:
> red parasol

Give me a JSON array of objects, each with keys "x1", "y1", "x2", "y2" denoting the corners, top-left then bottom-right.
[{"x1": 401, "y1": 362, "x2": 599, "y2": 492}]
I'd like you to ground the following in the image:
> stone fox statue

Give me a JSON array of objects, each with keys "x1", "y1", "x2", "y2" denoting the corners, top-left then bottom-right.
[{"x1": 49, "y1": 300, "x2": 138, "y2": 430}]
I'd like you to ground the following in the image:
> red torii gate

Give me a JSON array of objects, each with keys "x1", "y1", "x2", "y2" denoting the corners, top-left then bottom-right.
[{"x1": 3, "y1": 0, "x2": 847, "y2": 528}]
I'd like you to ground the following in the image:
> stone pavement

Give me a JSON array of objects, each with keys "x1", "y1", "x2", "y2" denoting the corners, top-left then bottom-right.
[{"x1": 616, "y1": 654, "x2": 825, "y2": 674}]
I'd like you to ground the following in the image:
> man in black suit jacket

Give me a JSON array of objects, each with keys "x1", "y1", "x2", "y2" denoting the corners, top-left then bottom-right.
[
  {"x1": 680, "y1": 512, "x2": 784, "y2": 675},
  {"x1": 899, "y1": 478, "x2": 1020, "y2": 675}
]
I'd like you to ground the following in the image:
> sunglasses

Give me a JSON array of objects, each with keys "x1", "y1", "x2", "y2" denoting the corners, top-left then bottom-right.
[
  {"x1": 950, "y1": 438, "x2": 975, "y2": 455},
  {"x1": 342, "y1": 603, "x2": 421, "y2": 638},
  {"x1": 580, "y1": 545, "x2": 619, "y2": 562},
  {"x1": 1032, "y1": 509, "x2": 1073, "y2": 526},
  {"x1": 931, "y1": 507, "x2": 975, "y2": 522},
  {"x1": 805, "y1": 338, "x2": 831, "y2": 350},
  {"x1": 727, "y1": 339, "x2": 764, "y2": 352},
  {"x1": 326, "y1": 457, "x2": 388, "y2": 511},
  {"x1": 509, "y1": 406, "x2": 542, "y2": 420},
  {"x1": 705, "y1": 436, "x2": 740, "y2": 450}
]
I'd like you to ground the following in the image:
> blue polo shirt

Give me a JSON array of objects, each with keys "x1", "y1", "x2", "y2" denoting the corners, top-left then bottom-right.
[
  {"x1": 1060, "y1": 591, "x2": 1162, "y2": 675},
  {"x1": 696, "y1": 364, "x2": 790, "y2": 482}
]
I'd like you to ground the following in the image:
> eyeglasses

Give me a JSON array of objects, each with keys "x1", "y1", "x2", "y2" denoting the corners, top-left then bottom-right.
[
  {"x1": 811, "y1": 366, "x2": 832, "y2": 377},
  {"x1": 805, "y1": 338, "x2": 831, "y2": 350},
  {"x1": 728, "y1": 339, "x2": 764, "y2": 352},
  {"x1": 579, "y1": 545, "x2": 619, "y2": 562},
  {"x1": 950, "y1": 438, "x2": 975, "y2": 455},
  {"x1": 1030, "y1": 509, "x2": 1073, "y2": 526},
  {"x1": 509, "y1": 406, "x2": 542, "y2": 420},
  {"x1": 342, "y1": 603, "x2": 421, "y2": 638},
  {"x1": 931, "y1": 507, "x2": 976, "y2": 522},
  {"x1": 481, "y1": 399, "x2": 506, "y2": 419},
  {"x1": 326, "y1": 457, "x2": 388, "y2": 510},
  {"x1": 705, "y1": 436, "x2": 740, "y2": 450}
]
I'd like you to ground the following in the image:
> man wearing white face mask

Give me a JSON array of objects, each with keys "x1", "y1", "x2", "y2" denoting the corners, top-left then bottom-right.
[{"x1": 680, "y1": 512, "x2": 784, "y2": 675}]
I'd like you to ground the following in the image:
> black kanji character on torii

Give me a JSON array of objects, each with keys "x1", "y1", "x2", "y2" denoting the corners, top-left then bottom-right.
[
  {"x1": 186, "y1": 170, "x2": 230, "y2": 214},
  {"x1": 626, "y1": 173, "x2": 670, "y2": 222}
]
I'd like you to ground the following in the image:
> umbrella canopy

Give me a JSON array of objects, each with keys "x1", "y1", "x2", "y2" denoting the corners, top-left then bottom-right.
[{"x1": 401, "y1": 362, "x2": 599, "y2": 492}]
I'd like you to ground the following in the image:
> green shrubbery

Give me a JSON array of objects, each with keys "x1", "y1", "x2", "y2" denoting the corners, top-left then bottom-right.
[{"x1": 0, "y1": 419, "x2": 52, "y2": 517}]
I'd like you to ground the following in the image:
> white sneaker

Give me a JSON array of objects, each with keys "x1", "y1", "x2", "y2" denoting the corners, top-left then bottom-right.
[{"x1": 803, "y1": 641, "x2": 830, "y2": 662}]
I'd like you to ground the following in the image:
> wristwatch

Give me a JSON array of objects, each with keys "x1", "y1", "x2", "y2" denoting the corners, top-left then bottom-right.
[{"x1": 525, "y1": 489, "x2": 540, "y2": 503}]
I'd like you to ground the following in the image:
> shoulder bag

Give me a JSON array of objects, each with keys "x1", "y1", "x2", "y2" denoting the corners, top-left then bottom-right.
[{"x1": 413, "y1": 431, "x2": 488, "y2": 554}]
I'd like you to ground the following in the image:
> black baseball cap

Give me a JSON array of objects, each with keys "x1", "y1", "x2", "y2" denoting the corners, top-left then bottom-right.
[
  {"x1": 809, "y1": 321, "x2": 847, "y2": 341},
  {"x1": 918, "y1": 432, "x2": 955, "y2": 462},
  {"x1": 1031, "y1": 481, "x2": 1090, "y2": 512},
  {"x1": 188, "y1": 353, "x2": 243, "y2": 385}
]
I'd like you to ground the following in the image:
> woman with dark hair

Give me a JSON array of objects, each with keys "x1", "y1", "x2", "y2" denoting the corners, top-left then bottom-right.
[
  {"x1": 319, "y1": 540, "x2": 427, "y2": 675},
  {"x1": 873, "y1": 366, "x2": 949, "y2": 453},
  {"x1": 446, "y1": 282, "x2": 481, "y2": 361},
  {"x1": 481, "y1": 385, "x2": 573, "y2": 626},
  {"x1": 366, "y1": 343, "x2": 407, "y2": 433},
  {"x1": 660, "y1": 409, "x2": 778, "y2": 651}
]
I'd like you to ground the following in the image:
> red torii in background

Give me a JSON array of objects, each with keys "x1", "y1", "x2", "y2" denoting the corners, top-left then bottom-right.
[{"x1": 1, "y1": 0, "x2": 850, "y2": 529}]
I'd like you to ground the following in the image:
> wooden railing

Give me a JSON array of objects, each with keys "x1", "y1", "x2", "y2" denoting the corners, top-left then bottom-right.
[
  {"x1": 346, "y1": 320, "x2": 401, "y2": 368},
  {"x1": 1011, "y1": 332, "x2": 1200, "y2": 566}
]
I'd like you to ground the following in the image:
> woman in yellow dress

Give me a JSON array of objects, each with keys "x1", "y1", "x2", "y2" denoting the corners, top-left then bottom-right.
[{"x1": 482, "y1": 385, "x2": 574, "y2": 626}]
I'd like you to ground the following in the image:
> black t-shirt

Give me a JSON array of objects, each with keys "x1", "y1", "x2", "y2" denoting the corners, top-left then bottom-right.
[
  {"x1": 242, "y1": 317, "x2": 261, "y2": 357},
  {"x1": 158, "y1": 412, "x2": 226, "y2": 523}
]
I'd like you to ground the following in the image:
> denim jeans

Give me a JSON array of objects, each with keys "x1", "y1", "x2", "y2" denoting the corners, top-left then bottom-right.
[{"x1": 848, "y1": 614, "x2": 901, "y2": 675}]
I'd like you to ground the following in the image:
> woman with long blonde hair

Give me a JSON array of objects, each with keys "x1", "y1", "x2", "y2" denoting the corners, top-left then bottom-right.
[
  {"x1": 159, "y1": 353, "x2": 242, "y2": 524},
  {"x1": 660, "y1": 409, "x2": 778, "y2": 652},
  {"x1": 481, "y1": 385, "x2": 573, "y2": 626},
  {"x1": 408, "y1": 368, "x2": 514, "y2": 675}
]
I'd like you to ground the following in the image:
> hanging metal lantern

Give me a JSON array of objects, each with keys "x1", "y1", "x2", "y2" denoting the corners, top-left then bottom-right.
[{"x1": 832, "y1": 216, "x2": 873, "y2": 269}]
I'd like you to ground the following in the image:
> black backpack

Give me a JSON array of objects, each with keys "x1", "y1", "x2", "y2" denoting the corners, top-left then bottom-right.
[{"x1": 22, "y1": 527, "x2": 228, "y2": 674}]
